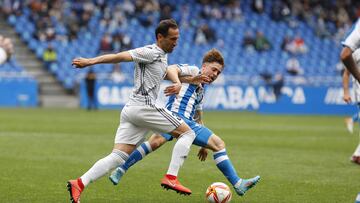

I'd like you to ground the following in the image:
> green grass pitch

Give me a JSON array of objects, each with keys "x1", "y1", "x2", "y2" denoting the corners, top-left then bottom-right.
[{"x1": 0, "y1": 108, "x2": 359, "y2": 202}]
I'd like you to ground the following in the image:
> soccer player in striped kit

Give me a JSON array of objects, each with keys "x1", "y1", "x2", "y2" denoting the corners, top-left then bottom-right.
[
  {"x1": 109, "y1": 48, "x2": 260, "y2": 197},
  {"x1": 67, "y1": 19, "x2": 205, "y2": 203}
]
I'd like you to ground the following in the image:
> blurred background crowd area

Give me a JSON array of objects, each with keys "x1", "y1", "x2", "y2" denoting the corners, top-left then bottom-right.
[{"x1": 0, "y1": 0, "x2": 359, "y2": 89}]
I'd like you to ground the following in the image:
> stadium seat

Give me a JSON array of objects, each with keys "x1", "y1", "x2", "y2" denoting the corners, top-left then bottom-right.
[{"x1": 3, "y1": 0, "x2": 343, "y2": 88}]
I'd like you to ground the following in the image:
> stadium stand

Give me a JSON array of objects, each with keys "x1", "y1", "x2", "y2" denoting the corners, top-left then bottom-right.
[
  {"x1": 0, "y1": 0, "x2": 357, "y2": 90},
  {"x1": 0, "y1": 34, "x2": 37, "y2": 107}
]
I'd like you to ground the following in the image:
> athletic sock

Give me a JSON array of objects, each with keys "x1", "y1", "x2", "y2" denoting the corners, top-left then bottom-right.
[
  {"x1": 213, "y1": 149, "x2": 241, "y2": 186},
  {"x1": 166, "y1": 130, "x2": 196, "y2": 176},
  {"x1": 121, "y1": 141, "x2": 153, "y2": 171},
  {"x1": 353, "y1": 143, "x2": 360, "y2": 156},
  {"x1": 355, "y1": 192, "x2": 360, "y2": 203},
  {"x1": 166, "y1": 174, "x2": 177, "y2": 180},
  {"x1": 80, "y1": 149, "x2": 129, "y2": 187},
  {"x1": 76, "y1": 178, "x2": 84, "y2": 190}
]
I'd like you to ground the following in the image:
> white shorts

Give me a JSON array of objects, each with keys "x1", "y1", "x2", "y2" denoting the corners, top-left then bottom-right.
[{"x1": 114, "y1": 104, "x2": 184, "y2": 145}]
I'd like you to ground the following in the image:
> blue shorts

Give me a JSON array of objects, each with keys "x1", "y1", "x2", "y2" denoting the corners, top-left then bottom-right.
[{"x1": 161, "y1": 114, "x2": 213, "y2": 147}]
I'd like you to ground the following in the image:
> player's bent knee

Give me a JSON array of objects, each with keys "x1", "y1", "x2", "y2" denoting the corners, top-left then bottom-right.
[
  {"x1": 169, "y1": 122, "x2": 192, "y2": 138},
  {"x1": 178, "y1": 122, "x2": 192, "y2": 132},
  {"x1": 216, "y1": 140, "x2": 226, "y2": 151},
  {"x1": 113, "y1": 143, "x2": 136, "y2": 155},
  {"x1": 208, "y1": 135, "x2": 226, "y2": 151},
  {"x1": 148, "y1": 134, "x2": 167, "y2": 150}
]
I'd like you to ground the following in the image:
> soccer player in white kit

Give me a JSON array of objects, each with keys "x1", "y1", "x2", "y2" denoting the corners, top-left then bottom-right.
[
  {"x1": 67, "y1": 19, "x2": 200, "y2": 203},
  {"x1": 342, "y1": 51, "x2": 360, "y2": 164},
  {"x1": 341, "y1": 19, "x2": 360, "y2": 165},
  {"x1": 342, "y1": 19, "x2": 360, "y2": 85}
]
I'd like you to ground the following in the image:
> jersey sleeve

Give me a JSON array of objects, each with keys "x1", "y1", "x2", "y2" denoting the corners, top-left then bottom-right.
[
  {"x1": 342, "y1": 20, "x2": 360, "y2": 51},
  {"x1": 128, "y1": 46, "x2": 160, "y2": 64},
  {"x1": 177, "y1": 64, "x2": 200, "y2": 76}
]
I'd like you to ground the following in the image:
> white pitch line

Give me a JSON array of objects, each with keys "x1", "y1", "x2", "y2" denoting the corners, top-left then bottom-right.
[{"x1": 202, "y1": 123, "x2": 346, "y2": 132}]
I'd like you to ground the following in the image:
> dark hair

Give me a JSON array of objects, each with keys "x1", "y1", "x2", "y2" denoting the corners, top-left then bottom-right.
[
  {"x1": 155, "y1": 19, "x2": 178, "y2": 40},
  {"x1": 202, "y1": 48, "x2": 225, "y2": 67}
]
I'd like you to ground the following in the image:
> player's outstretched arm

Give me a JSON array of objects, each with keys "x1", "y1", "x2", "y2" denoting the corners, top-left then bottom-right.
[
  {"x1": 165, "y1": 64, "x2": 211, "y2": 84},
  {"x1": 164, "y1": 65, "x2": 182, "y2": 96},
  {"x1": 179, "y1": 74, "x2": 211, "y2": 85},
  {"x1": 165, "y1": 65, "x2": 182, "y2": 83},
  {"x1": 342, "y1": 68, "x2": 352, "y2": 104},
  {"x1": 341, "y1": 47, "x2": 360, "y2": 83},
  {"x1": 72, "y1": 51, "x2": 133, "y2": 68}
]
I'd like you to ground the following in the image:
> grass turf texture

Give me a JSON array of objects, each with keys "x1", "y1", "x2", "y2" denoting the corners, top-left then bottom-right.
[{"x1": 0, "y1": 108, "x2": 359, "y2": 203}]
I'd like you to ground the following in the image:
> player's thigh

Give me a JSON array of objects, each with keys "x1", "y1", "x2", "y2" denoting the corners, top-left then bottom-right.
[
  {"x1": 186, "y1": 121, "x2": 214, "y2": 148},
  {"x1": 115, "y1": 110, "x2": 149, "y2": 146},
  {"x1": 148, "y1": 133, "x2": 170, "y2": 150},
  {"x1": 205, "y1": 134, "x2": 225, "y2": 152}
]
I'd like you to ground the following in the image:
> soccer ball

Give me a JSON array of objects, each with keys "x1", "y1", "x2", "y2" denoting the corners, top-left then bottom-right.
[{"x1": 205, "y1": 182, "x2": 232, "y2": 203}]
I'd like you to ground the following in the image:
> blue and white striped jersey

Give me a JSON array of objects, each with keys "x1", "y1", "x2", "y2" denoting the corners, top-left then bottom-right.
[{"x1": 165, "y1": 64, "x2": 204, "y2": 120}]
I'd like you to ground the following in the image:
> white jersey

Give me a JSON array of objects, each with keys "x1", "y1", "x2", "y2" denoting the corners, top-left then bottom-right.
[
  {"x1": 165, "y1": 64, "x2": 204, "y2": 120},
  {"x1": 342, "y1": 19, "x2": 360, "y2": 102},
  {"x1": 342, "y1": 19, "x2": 360, "y2": 52},
  {"x1": 128, "y1": 44, "x2": 168, "y2": 105},
  {"x1": 350, "y1": 50, "x2": 360, "y2": 102}
]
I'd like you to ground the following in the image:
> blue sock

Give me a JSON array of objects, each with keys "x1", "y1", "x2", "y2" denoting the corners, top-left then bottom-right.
[
  {"x1": 352, "y1": 113, "x2": 359, "y2": 122},
  {"x1": 213, "y1": 149, "x2": 241, "y2": 186},
  {"x1": 121, "y1": 142, "x2": 152, "y2": 171}
]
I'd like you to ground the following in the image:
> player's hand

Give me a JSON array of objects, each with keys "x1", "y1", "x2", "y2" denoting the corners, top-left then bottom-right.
[
  {"x1": 343, "y1": 93, "x2": 352, "y2": 104},
  {"x1": 72, "y1": 57, "x2": 91, "y2": 68},
  {"x1": 164, "y1": 83, "x2": 181, "y2": 96},
  {"x1": 191, "y1": 74, "x2": 211, "y2": 85},
  {"x1": 197, "y1": 147, "x2": 208, "y2": 161}
]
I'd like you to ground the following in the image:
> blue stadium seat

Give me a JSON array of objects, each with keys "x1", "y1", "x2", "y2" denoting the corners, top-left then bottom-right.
[{"x1": 4, "y1": 0, "x2": 344, "y2": 88}]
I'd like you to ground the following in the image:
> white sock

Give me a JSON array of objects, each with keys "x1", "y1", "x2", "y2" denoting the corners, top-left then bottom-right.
[
  {"x1": 356, "y1": 192, "x2": 360, "y2": 203},
  {"x1": 166, "y1": 130, "x2": 196, "y2": 176},
  {"x1": 354, "y1": 143, "x2": 360, "y2": 156},
  {"x1": 80, "y1": 149, "x2": 129, "y2": 187}
]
